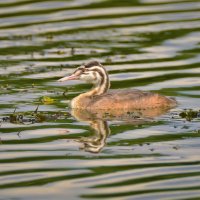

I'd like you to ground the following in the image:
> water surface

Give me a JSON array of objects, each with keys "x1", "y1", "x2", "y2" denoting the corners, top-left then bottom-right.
[{"x1": 0, "y1": 0, "x2": 200, "y2": 199}]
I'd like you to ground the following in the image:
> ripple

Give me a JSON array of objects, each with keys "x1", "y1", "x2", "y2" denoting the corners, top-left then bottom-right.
[{"x1": 0, "y1": 0, "x2": 200, "y2": 199}]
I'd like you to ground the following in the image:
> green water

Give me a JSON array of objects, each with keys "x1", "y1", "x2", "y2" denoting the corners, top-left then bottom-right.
[{"x1": 0, "y1": 0, "x2": 200, "y2": 199}]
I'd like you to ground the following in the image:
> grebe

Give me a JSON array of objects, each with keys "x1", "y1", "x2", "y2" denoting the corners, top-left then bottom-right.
[{"x1": 58, "y1": 61, "x2": 177, "y2": 110}]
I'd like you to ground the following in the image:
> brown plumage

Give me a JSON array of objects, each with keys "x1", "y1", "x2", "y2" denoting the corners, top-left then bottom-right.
[
  {"x1": 87, "y1": 89, "x2": 176, "y2": 110},
  {"x1": 58, "y1": 61, "x2": 177, "y2": 111}
]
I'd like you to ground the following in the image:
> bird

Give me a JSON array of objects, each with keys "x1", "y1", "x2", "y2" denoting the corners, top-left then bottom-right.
[{"x1": 58, "y1": 61, "x2": 177, "y2": 111}]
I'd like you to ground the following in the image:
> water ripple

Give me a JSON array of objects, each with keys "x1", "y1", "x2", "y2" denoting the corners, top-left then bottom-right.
[{"x1": 0, "y1": 0, "x2": 200, "y2": 199}]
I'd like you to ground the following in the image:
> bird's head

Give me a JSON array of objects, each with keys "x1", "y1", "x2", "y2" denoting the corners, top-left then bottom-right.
[{"x1": 58, "y1": 61, "x2": 109, "y2": 87}]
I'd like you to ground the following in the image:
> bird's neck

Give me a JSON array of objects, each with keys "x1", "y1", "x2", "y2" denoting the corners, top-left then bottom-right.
[
  {"x1": 70, "y1": 71, "x2": 110, "y2": 109},
  {"x1": 84, "y1": 78, "x2": 110, "y2": 97},
  {"x1": 71, "y1": 82, "x2": 109, "y2": 109},
  {"x1": 84, "y1": 85, "x2": 107, "y2": 97}
]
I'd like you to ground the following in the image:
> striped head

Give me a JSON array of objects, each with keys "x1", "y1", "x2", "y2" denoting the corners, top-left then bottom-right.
[{"x1": 58, "y1": 61, "x2": 110, "y2": 94}]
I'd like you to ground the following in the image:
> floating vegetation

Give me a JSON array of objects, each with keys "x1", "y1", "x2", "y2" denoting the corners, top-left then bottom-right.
[
  {"x1": 0, "y1": 106, "x2": 71, "y2": 125},
  {"x1": 170, "y1": 109, "x2": 200, "y2": 122},
  {"x1": 40, "y1": 96, "x2": 55, "y2": 104},
  {"x1": 179, "y1": 109, "x2": 200, "y2": 121},
  {"x1": 46, "y1": 34, "x2": 54, "y2": 40},
  {"x1": 105, "y1": 57, "x2": 112, "y2": 63},
  {"x1": 57, "y1": 50, "x2": 66, "y2": 55},
  {"x1": 0, "y1": 84, "x2": 13, "y2": 91}
]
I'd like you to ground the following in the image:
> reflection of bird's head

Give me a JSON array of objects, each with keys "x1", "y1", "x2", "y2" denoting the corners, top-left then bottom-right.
[{"x1": 58, "y1": 61, "x2": 110, "y2": 93}]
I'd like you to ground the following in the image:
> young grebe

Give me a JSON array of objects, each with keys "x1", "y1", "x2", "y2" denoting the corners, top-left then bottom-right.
[{"x1": 58, "y1": 61, "x2": 177, "y2": 110}]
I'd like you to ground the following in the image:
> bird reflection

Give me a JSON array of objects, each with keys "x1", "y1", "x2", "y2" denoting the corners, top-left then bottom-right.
[
  {"x1": 76, "y1": 119, "x2": 110, "y2": 153},
  {"x1": 71, "y1": 107, "x2": 170, "y2": 153}
]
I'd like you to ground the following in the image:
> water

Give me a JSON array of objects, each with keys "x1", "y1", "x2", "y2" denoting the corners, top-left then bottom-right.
[{"x1": 0, "y1": 0, "x2": 200, "y2": 199}]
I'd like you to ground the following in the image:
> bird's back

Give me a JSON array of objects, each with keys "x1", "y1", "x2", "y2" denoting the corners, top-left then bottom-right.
[{"x1": 88, "y1": 89, "x2": 177, "y2": 110}]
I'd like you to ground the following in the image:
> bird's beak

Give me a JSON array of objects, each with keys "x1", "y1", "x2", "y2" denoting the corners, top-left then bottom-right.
[{"x1": 57, "y1": 74, "x2": 79, "y2": 82}]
